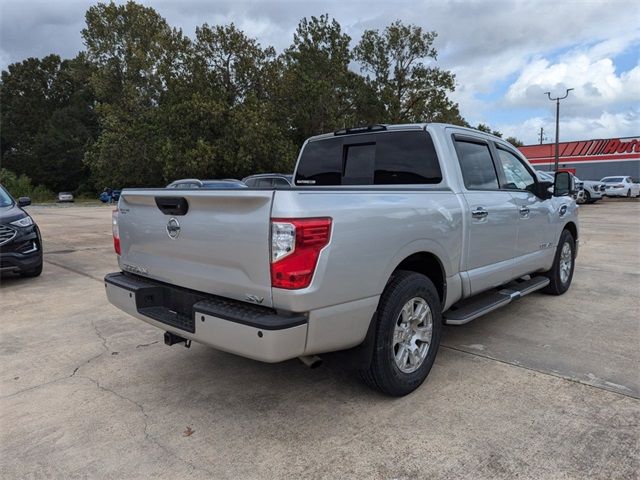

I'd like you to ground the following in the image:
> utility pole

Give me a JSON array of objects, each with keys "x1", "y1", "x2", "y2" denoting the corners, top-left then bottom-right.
[
  {"x1": 538, "y1": 127, "x2": 546, "y2": 145},
  {"x1": 545, "y1": 88, "x2": 574, "y2": 172}
]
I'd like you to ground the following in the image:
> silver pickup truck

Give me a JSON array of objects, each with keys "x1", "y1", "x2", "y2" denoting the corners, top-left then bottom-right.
[{"x1": 105, "y1": 123, "x2": 578, "y2": 396}]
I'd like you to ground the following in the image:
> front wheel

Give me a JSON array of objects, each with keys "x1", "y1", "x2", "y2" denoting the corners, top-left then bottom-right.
[
  {"x1": 20, "y1": 260, "x2": 43, "y2": 278},
  {"x1": 543, "y1": 229, "x2": 575, "y2": 295},
  {"x1": 358, "y1": 271, "x2": 442, "y2": 396},
  {"x1": 627, "y1": 189, "x2": 631, "y2": 198}
]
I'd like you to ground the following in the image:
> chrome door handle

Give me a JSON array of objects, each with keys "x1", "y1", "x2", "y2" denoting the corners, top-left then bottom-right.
[
  {"x1": 472, "y1": 208, "x2": 488, "y2": 219},
  {"x1": 519, "y1": 207, "x2": 530, "y2": 216}
]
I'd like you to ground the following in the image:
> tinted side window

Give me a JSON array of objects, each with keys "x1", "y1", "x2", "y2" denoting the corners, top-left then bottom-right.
[
  {"x1": 496, "y1": 148, "x2": 536, "y2": 191},
  {"x1": 455, "y1": 140, "x2": 499, "y2": 190},
  {"x1": 295, "y1": 131, "x2": 442, "y2": 186}
]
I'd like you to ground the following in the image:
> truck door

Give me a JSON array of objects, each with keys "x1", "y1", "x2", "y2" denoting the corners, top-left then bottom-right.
[
  {"x1": 453, "y1": 135, "x2": 518, "y2": 295},
  {"x1": 492, "y1": 144, "x2": 555, "y2": 277}
]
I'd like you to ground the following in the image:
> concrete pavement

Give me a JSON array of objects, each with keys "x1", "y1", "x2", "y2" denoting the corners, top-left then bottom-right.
[{"x1": 1, "y1": 199, "x2": 638, "y2": 479}]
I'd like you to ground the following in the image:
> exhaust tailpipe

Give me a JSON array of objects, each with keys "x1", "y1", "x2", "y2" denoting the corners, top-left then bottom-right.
[{"x1": 298, "y1": 355, "x2": 322, "y2": 369}]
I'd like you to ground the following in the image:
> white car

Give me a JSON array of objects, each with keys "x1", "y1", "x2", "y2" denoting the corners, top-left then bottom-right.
[
  {"x1": 57, "y1": 192, "x2": 74, "y2": 202},
  {"x1": 600, "y1": 176, "x2": 640, "y2": 198}
]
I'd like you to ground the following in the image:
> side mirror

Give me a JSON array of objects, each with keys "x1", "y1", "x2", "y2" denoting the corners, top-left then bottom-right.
[
  {"x1": 17, "y1": 196, "x2": 31, "y2": 207},
  {"x1": 536, "y1": 181, "x2": 554, "y2": 199},
  {"x1": 553, "y1": 171, "x2": 573, "y2": 197}
]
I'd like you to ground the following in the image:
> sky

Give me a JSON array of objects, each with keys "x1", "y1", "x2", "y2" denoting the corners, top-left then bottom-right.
[{"x1": 1, "y1": 0, "x2": 638, "y2": 144}]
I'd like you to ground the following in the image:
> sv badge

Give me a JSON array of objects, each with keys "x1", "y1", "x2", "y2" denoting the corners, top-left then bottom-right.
[{"x1": 245, "y1": 294, "x2": 264, "y2": 304}]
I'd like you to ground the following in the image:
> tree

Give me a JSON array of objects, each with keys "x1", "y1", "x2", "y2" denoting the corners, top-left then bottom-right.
[
  {"x1": 354, "y1": 21, "x2": 464, "y2": 125},
  {"x1": 82, "y1": 1, "x2": 189, "y2": 188},
  {"x1": 505, "y1": 136, "x2": 524, "y2": 147},
  {"x1": 281, "y1": 15, "x2": 370, "y2": 145},
  {"x1": 158, "y1": 23, "x2": 297, "y2": 180},
  {"x1": 0, "y1": 54, "x2": 97, "y2": 192}
]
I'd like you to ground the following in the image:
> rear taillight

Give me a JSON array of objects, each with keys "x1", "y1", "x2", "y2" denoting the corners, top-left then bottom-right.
[
  {"x1": 112, "y1": 209, "x2": 121, "y2": 256},
  {"x1": 270, "y1": 218, "x2": 331, "y2": 289}
]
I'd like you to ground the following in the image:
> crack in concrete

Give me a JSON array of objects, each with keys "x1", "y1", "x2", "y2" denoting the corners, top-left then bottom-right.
[
  {"x1": 74, "y1": 374, "x2": 215, "y2": 477},
  {"x1": 1, "y1": 318, "x2": 215, "y2": 476},
  {"x1": 136, "y1": 340, "x2": 159, "y2": 348},
  {"x1": 4, "y1": 319, "x2": 111, "y2": 397}
]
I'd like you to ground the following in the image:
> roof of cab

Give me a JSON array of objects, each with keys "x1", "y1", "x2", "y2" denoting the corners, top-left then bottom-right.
[{"x1": 306, "y1": 123, "x2": 505, "y2": 143}]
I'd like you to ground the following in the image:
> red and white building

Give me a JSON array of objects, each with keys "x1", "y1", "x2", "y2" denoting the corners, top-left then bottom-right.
[{"x1": 518, "y1": 136, "x2": 640, "y2": 180}]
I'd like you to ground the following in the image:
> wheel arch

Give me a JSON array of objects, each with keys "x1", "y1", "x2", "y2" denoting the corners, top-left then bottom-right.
[
  {"x1": 564, "y1": 221, "x2": 578, "y2": 241},
  {"x1": 390, "y1": 252, "x2": 446, "y2": 306}
]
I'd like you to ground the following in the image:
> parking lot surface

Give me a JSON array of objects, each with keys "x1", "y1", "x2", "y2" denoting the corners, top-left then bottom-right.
[{"x1": 1, "y1": 199, "x2": 639, "y2": 479}]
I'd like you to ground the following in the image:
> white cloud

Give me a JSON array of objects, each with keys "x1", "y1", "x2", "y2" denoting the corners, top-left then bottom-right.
[
  {"x1": 505, "y1": 55, "x2": 640, "y2": 110},
  {"x1": 499, "y1": 109, "x2": 640, "y2": 145}
]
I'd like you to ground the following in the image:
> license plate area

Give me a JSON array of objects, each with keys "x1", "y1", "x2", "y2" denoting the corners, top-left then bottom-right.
[{"x1": 135, "y1": 284, "x2": 201, "y2": 333}]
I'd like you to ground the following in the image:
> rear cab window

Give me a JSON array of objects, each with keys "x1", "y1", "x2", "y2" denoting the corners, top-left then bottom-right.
[{"x1": 295, "y1": 130, "x2": 442, "y2": 186}]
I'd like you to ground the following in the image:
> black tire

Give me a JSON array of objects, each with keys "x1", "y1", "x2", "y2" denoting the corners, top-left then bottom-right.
[
  {"x1": 583, "y1": 191, "x2": 591, "y2": 204},
  {"x1": 627, "y1": 189, "x2": 631, "y2": 198},
  {"x1": 358, "y1": 270, "x2": 442, "y2": 396},
  {"x1": 542, "y1": 229, "x2": 575, "y2": 295},
  {"x1": 20, "y1": 260, "x2": 43, "y2": 278}
]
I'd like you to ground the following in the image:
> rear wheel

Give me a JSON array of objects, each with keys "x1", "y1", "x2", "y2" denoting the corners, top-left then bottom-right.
[
  {"x1": 543, "y1": 229, "x2": 575, "y2": 295},
  {"x1": 358, "y1": 271, "x2": 441, "y2": 396},
  {"x1": 627, "y1": 189, "x2": 631, "y2": 198}
]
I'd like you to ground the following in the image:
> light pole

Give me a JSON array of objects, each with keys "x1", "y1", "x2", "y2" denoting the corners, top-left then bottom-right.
[{"x1": 545, "y1": 88, "x2": 573, "y2": 172}]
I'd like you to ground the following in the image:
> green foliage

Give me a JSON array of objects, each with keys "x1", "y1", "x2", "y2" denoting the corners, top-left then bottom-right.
[
  {"x1": 505, "y1": 136, "x2": 524, "y2": 147},
  {"x1": 0, "y1": 168, "x2": 53, "y2": 202},
  {"x1": 281, "y1": 15, "x2": 370, "y2": 145},
  {"x1": 2, "y1": 3, "x2": 473, "y2": 189},
  {"x1": 0, "y1": 54, "x2": 97, "y2": 192},
  {"x1": 81, "y1": 0, "x2": 188, "y2": 188},
  {"x1": 355, "y1": 21, "x2": 465, "y2": 125}
]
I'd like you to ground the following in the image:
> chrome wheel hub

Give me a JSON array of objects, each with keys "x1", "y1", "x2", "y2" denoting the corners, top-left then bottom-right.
[
  {"x1": 559, "y1": 241, "x2": 572, "y2": 284},
  {"x1": 392, "y1": 297, "x2": 433, "y2": 373}
]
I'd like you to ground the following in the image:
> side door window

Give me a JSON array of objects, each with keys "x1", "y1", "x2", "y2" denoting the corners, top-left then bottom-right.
[
  {"x1": 495, "y1": 147, "x2": 536, "y2": 193},
  {"x1": 454, "y1": 139, "x2": 500, "y2": 190}
]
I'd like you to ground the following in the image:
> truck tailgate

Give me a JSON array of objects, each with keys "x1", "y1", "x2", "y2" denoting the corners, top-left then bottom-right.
[{"x1": 117, "y1": 189, "x2": 274, "y2": 308}]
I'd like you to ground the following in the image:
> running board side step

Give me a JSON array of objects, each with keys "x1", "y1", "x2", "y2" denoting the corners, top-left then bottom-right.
[{"x1": 444, "y1": 276, "x2": 550, "y2": 325}]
